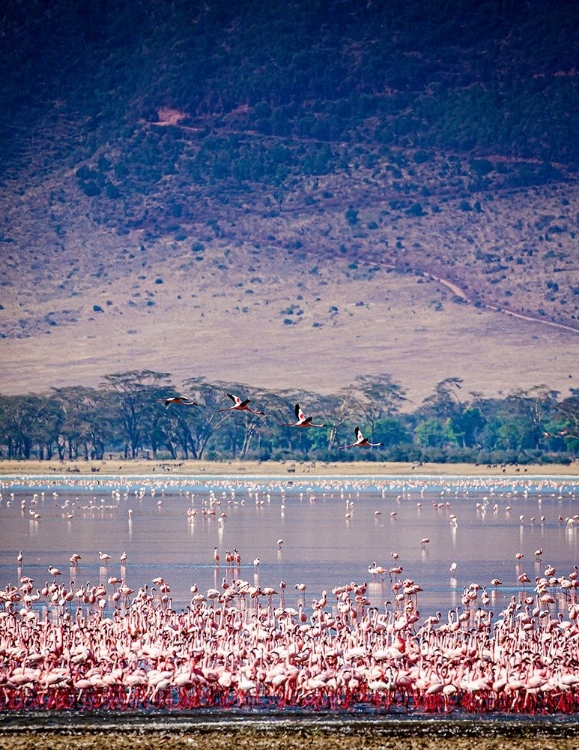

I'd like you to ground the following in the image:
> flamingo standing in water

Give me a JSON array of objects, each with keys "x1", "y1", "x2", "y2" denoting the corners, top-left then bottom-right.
[
  {"x1": 219, "y1": 393, "x2": 265, "y2": 416},
  {"x1": 281, "y1": 403, "x2": 327, "y2": 428},
  {"x1": 341, "y1": 426, "x2": 383, "y2": 449}
]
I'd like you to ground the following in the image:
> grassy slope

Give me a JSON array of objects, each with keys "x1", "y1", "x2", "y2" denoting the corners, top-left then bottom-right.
[{"x1": 0, "y1": 157, "x2": 577, "y2": 404}]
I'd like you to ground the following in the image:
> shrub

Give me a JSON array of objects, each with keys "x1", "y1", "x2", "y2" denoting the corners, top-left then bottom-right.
[
  {"x1": 81, "y1": 181, "x2": 101, "y2": 197},
  {"x1": 345, "y1": 208, "x2": 359, "y2": 225}
]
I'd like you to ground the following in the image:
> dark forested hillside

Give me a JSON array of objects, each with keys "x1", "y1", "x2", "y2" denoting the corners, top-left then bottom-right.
[{"x1": 2, "y1": 0, "x2": 579, "y2": 177}]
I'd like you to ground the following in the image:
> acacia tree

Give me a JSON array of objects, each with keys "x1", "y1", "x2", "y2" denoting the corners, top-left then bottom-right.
[
  {"x1": 353, "y1": 373, "x2": 407, "y2": 442},
  {"x1": 102, "y1": 370, "x2": 171, "y2": 458},
  {"x1": 0, "y1": 395, "x2": 56, "y2": 459},
  {"x1": 321, "y1": 387, "x2": 364, "y2": 452},
  {"x1": 499, "y1": 385, "x2": 559, "y2": 451},
  {"x1": 417, "y1": 378, "x2": 486, "y2": 449},
  {"x1": 205, "y1": 382, "x2": 273, "y2": 459},
  {"x1": 551, "y1": 388, "x2": 579, "y2": 451},
  {"x1": 273, "y1": 388, "x2": 329, "y2": 459},
  {"x1": 52, "y1": 386, "x2": 116, "y2": 460},
  {"x1": 180, "y1": 377, "x2": 268, "y2": 459}
]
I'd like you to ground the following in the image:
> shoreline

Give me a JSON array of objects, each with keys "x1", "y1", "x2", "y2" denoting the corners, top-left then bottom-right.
[{"x1": 0, "y1": 458, "x2": 577, "y2": 477}]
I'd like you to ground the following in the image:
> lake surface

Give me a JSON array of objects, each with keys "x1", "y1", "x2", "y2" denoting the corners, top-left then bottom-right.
[{"x1": 1, "y1": 473, "x2": 578, "y2": 620}]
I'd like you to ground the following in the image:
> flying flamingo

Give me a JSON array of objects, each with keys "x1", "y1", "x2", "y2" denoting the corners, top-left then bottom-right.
[
  {"x1": 158, "y1": 396, "x2": 198, "y2": 407},
  {"x1": 219, "y1": 393, "x2": 265, "y2": 416},
  {"x1": 281, "y1": 403, "x2": 327, "y2": 428},
  {"x1": 341, "y1": 426, "x2": 384, "y2": 449}
]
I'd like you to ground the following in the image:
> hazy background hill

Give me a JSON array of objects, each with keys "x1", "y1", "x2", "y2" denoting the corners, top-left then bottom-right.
[{"x1": 1, "y1": 0, "x2": 578, "y2": 405}]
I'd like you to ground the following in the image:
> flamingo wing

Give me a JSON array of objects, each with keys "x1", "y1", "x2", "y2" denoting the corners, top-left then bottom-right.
[
  {"x1": 227, "y1": 393, "x2": 242, "y2": 406},
  {"x1": 239, "y1": 398, "x2": 251, "y2": 408},
  {"x1": 296, "y1": 404, "x2": 306, "y2": 422},
  {"x1": 355, "y1": 426, "x2": 364, "y2": 442}
]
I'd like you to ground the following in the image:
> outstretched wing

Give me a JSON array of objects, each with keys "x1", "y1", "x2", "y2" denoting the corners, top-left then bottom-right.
[
  {"x1": 227, "y1": 393, "x2": 242, "y2": 406},
  {"x1": 295, "y1": 403, "x2": 306, "y2": 422},
  {"x1": 355, "y1": 426, "x2": 364, "y2": 442}
]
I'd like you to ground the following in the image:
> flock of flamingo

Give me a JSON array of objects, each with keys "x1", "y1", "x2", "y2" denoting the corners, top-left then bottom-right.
[
  {"x1": 1, "y1": 473, "x2": 579, "y2": 716},
  {"x1": 164, "y1": 394, "x2": 384, "y2": 447},
  {"x1": 2, "y1": 530, "x2": 579, "y2": 713}
]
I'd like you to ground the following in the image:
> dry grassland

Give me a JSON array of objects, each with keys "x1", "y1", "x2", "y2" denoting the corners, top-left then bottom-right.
[{"x1": 1, "y1": 156, "x2": 577, "y2": 405}]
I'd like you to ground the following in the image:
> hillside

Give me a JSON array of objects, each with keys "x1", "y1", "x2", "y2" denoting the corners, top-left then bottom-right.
[{"x1": 0, "y1": 0, "x2": 578, "y2": 403}]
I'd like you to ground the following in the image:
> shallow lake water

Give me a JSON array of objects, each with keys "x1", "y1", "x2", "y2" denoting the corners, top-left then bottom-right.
[{"x1": 0, "y1": 473, "x2": 578, "y2": 620}]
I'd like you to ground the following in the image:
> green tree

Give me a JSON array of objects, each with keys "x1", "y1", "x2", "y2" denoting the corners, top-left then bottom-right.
[
  {"x1": 102, "y1": 370, "x2": 172, "y2": 458},
  {"x1": 353, "y1": 373, "x2": 407, "y2": 437}
]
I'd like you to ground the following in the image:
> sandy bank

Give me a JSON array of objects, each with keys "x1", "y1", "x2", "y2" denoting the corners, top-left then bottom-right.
[{"x1": 0, "y1": 458, "x2": 577, "y2": 477}]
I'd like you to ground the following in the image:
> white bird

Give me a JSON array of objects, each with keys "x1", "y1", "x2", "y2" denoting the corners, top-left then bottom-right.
[
  {"x1": 281, "y1": 403, "x2": 327, "y2": 428},
  {"x1": 159, "y1": 396, "x2": 198, "y2": 407},
  {"x1": 219, "y1": 393, "x2": 265, "y2": 416},
  {"x1": 341, "y1": 426, "x2": 384, "y2": 449},
  {"x1": 98, "y1": 551, "x2": 111, "y2": 563}
]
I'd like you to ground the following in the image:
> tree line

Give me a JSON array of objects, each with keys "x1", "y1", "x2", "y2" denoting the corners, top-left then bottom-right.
[{"x1": 0, "y1": 371, "x2": 577, "y2": 466}]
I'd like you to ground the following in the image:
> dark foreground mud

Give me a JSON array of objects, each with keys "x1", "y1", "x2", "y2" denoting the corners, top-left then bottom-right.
[{"x1": 1, "y1": 715, "x2": 578, "y2": 750}]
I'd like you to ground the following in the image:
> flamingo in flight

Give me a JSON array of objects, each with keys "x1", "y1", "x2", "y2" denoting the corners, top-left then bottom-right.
[
  {"x1": 341, "y1": 426, "x2": 384, "y2": 449},
  {"x1": 281, "y1": 403, "x2": 327, "y2": 428},
  {"x1": 159, "y1": 396, "x2": 198, "y2": 407},
  {"x1": 219, "y1": 393, "x2": 265, "y2": 416}
]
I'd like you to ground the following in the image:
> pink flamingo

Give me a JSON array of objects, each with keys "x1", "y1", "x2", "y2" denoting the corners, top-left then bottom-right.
[
  {"x1": 281, "y1": 404, "x2": 327, "y2": 428},
  {"x1": 159, "y1": 396, "x2": 198, "y2": 407},
  {"x1": 341, "y1": 426, "x2": 383, "y2": 449},
  {"x1": 219, "y1": 393, "x2": 265, "y2": 416}
]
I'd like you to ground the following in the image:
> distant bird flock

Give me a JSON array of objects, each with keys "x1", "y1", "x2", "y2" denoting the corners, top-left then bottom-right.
[{"x1": 165, "y1": 392, "x2": 381, "y2": 448}]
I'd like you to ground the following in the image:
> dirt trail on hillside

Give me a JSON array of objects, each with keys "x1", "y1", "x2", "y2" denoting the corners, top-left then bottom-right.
[{"x1": 422, "y1": 268, "x2": 579, "y2": 335}]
